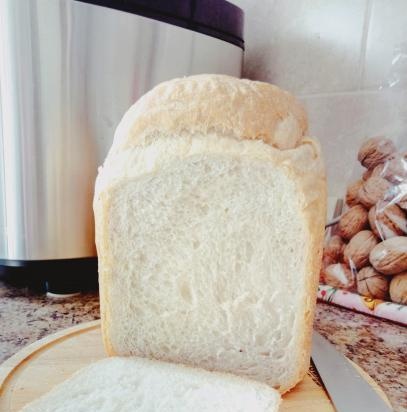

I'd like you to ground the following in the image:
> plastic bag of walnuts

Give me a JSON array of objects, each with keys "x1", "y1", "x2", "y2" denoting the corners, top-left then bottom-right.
[{"x1": 321, "y1": 136, "x2": 407, "y2": 306}]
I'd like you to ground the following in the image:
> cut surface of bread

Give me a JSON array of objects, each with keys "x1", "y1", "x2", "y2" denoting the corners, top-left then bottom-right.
[
  {"x1": 94, "y1": 75, "x2": 327, "y2": 393},
  {"x1": 20, "y1": 357, "x2": 281, "y2": 412}
]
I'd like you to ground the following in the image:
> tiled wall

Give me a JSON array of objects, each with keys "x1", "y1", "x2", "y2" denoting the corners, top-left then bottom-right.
[{"x1": 231, "y1": 0, "x2": 407, "y2": 198}]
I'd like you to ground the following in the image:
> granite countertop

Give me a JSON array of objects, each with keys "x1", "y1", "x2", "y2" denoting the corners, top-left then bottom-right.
[{"x1": 0, "y1": 280, "x2": 406, "y2": 411}]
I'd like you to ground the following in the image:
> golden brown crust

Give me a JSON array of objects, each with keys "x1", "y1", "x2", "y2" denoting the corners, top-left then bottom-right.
[
  {"x1": 110, "y1": 74, "x2": 308, "y2": 153},
  {"x1": 264, "y1": 138, "x2": 326, "y2": 392},
  {"x1": 93, "y1": 191, "x2": 116, "y2": 357},
  {"x1": 288, "y1": 151, "x2": 326, "y2": 393}
]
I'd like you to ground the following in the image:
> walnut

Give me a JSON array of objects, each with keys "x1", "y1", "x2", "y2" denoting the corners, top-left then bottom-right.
[
  {"x1": 322, "y1": 235, "x2": 345, "y2": 267},
  {"x1": 369, "y1": 236, "x2": 407, "y2": 275},
  {"x1": 356, "y1": 266, "x2": 389, "y2": 300},
  {"x1": 343, "y1": 230, "x2": 379, "y2": 270},
  {"x1": 338, "y1": 205, "x2": 368, "y2": 240},
  {"x1": 368, "y1": 203, "x2": 407, "y2": 240},
  {"x1": 358, "y1": 176, "x2": 392, "y2": 208},
  {"x1": 345, "y1": 180, "x2": 363, "y2": 207},
  {"x1": 357, "y1": 137, "x2": 396, "y2": 169},
  {"x1": 389, "y1": 272, "x2": 407, "y2": 304},
  {"x1": 322, "y1": 263, "x2": 355, "y2": 289}
]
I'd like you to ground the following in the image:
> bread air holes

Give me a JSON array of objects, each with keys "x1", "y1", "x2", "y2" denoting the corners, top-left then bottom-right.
[
  {"x1": 137, "y1": 252, "x2": 146, "y2": 264},
  {"x1": 273, "y1": 330, "x2": 282, "y2": 342},
  {"x1": 203, "y1": 163, "x2": 212, "y2": 173},
  {"x1": 254, "y1": 333, "x2": 268, "y2": 346},
  {"x1": 234, "y1": 262, "x2": 241, "y2": 273},
  {"x1": 192, "y1": 239, "x2": 200, "y2": 249},
  {"x1": 273, "y1": 349, "x2": 286, "y2": 361},
  {"x1": 245, "y1": 242, "x2": 253, "y2": 261},
  {"x1": 179, "y1": 280, "x2": 193, "y2": 304},
  {"x1": 128, "y1": 304, "x2": 142, "y2": 317},
  {"x1": 161, "y1": 279, "x2": 172, "y2": 289},
  {"x1": 200, "y1": 204, "x2": 209, "y2": 215},
  {"x1": 158, "y1": 345, "x2": 171, "y2": 355}
]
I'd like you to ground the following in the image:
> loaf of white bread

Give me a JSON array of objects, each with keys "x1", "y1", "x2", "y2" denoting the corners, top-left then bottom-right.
[
  {"x1": 94, "y1": 74, "x2": 327, "y2": 393},
  {"x1": 21, "y1": 357, "x2": 281, "y2": 412}
]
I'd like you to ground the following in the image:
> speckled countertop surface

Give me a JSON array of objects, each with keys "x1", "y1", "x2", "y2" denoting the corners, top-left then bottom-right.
[
  {"x1": 0, "y1": 280, "x2": 406, "y2": 411},
  {"x1": 0, "y1": 281, "x2": 100, "y2": 363}
]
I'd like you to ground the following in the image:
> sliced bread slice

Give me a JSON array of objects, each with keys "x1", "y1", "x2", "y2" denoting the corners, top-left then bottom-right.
[{"x1": 21, "y1": 357, "x2": 281, "y2": 412}]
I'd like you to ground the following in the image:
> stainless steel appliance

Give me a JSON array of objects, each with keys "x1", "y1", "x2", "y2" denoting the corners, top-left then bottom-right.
[{"x1": 0, "y1": 0, "x2": 243, "y2": 293}]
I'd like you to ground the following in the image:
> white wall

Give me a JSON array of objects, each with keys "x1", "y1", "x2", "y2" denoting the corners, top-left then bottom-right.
[{"x1": 231, "y1": 0, "x2": 407, "y2": 198}]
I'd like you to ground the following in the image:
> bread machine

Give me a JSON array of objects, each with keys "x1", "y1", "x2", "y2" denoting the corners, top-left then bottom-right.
[{"x1": 0, "y1": 0, "x2": 244, "y2": 293}]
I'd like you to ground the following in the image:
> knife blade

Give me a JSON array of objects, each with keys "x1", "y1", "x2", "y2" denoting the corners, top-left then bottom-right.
[{"x1": 311, "y1": 331, "x2": 393, "y2": 412}]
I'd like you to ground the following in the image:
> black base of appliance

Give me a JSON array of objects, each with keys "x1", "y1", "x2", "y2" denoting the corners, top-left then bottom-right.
[{"x1": 0, "y1": 258, "x2": 98, "y2": 294}]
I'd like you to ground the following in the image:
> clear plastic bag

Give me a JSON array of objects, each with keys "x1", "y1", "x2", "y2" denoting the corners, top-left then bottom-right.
[
  {"x1": 321, "y1": 136, "x2": 407, "y2": 305},
  {"x1": 320, "y1": 41, "x2": 407, "y2": 310}
]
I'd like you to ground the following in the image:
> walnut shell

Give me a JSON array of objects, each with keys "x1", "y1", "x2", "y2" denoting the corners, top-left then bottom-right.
[
  {"x1": 368, "y1": 203, "x2": 407, "y2": 240},
  {"x1": 322, "y1": 235, "x2": 345, "y2": 267},
  {"x1": 338, "y1": 205, "x2": 369, "y2": 240},
  {"x1": 369, "y1": 236, "x2": 407, "y2": 275},
  {"x1": 345, "y1": 180, "x2": 363, "y2": 207},
  {"x1": 358, "y1": 176, "x2": 392, "y2": 208},
  {"x1": 356, "y1": 266, "x2": 389, "y2": 300},
  {"x1": 357, "y1": 137, "x2": 396, "y2": 169},
  {"x1": 389, "y1": 272, "x2": 407, "y2": 304},
  {"x1": 322, "y1": 263, "x2": 355, "y2": 289},
  {"x1": 343, "y1": 230, "x2": 379, "y2": 270}
]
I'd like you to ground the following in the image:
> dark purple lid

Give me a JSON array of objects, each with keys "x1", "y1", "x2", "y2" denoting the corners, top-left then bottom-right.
[{"x1": 74, "y1": 0, "x2": 244, "y2": 48}]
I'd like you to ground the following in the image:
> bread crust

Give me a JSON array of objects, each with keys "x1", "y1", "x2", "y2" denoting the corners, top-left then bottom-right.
[
  {"x1": 93, "y1": 75, "x2": 326, "y2": 393},
  {"x1": 109, "y1": 74, "x2": 308, "y2": 153},
  {"x1": 270, "y1": 138, "x2": 326, "y2": 393},
  {"x1": 93, "y1": 191, "x2": 115, "y2": 357}
]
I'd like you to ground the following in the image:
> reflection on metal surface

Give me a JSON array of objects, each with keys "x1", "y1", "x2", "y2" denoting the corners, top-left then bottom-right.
[{"x1": 0, "y1": 0, "x2": 242, "y2": 260}]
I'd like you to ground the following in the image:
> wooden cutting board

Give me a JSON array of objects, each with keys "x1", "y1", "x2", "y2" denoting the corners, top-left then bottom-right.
[{"x1": 0, "y1": 321, "x2": 390, "y2": 411}]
